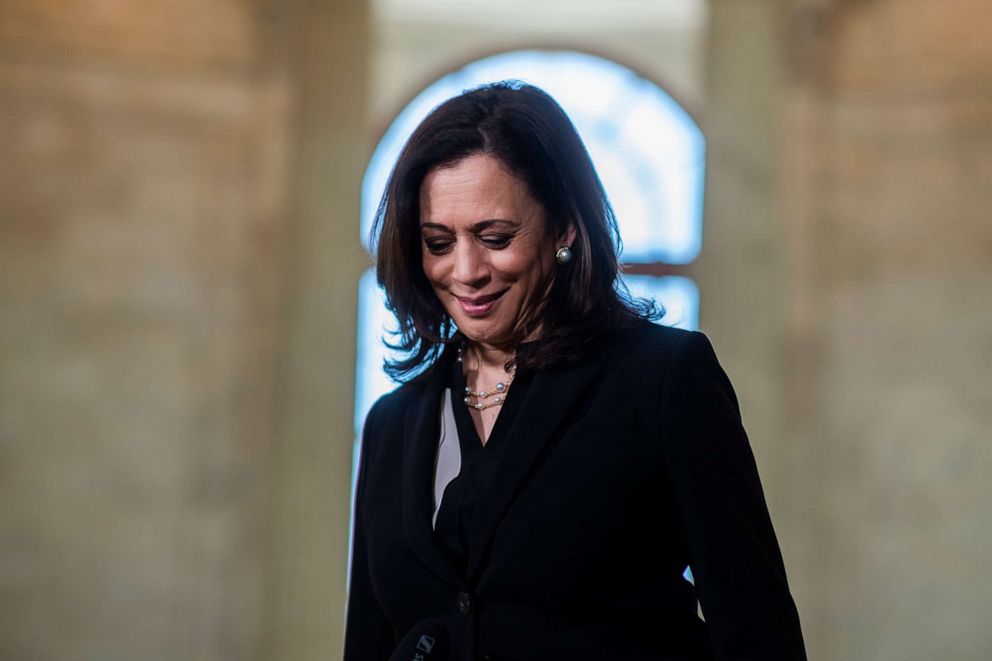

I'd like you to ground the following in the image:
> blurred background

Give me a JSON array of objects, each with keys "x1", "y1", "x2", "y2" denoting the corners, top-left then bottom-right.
[{"x1": 1, "y1": 0, "x2": 990, "y2": 659}]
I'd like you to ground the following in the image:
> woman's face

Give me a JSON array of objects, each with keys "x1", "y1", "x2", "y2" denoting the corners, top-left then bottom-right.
[{"x1": 419, "y1": 154, "x2": 560, "y2": 350}]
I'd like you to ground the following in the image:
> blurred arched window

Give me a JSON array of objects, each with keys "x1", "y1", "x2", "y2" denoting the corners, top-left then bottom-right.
[{"x1": 355, "y1": 50, "x2": 705, "y2": 437}]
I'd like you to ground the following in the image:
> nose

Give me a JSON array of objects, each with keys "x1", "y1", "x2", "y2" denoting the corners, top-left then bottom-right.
[{"x1": 451, "y1": 240, "x2": 491, "y2": 289}]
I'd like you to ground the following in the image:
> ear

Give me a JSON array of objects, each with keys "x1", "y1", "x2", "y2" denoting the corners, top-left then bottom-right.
[{"x1": 556, "y1": 222, "x2": 577, "y2": 248}]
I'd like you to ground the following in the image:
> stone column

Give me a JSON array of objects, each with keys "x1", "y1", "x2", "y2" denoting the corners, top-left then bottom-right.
[{"x1": 264, "y1": 1, "x2": 370, "y2": 659}]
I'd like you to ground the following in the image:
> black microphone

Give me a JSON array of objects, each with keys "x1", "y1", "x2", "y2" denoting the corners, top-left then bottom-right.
[{"x1": 388, "y1": 618, "x2": 451, "y2": 661}]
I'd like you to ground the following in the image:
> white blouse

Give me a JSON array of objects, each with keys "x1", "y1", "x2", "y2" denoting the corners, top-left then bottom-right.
[{"x1": 431, "y1": 389, "x2": 462, "y2": 528}]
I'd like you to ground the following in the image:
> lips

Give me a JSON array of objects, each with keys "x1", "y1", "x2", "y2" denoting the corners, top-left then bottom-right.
[{"x1": 454, "y1": 289, "x2": 508, "y2": 317}]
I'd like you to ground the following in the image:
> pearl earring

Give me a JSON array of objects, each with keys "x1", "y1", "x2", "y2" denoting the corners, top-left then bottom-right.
[{"x1": 555, "y1": 245, "x2": 573, "y2": 266}]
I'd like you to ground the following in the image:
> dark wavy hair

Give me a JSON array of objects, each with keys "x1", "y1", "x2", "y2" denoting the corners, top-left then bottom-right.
[{"x1": 372, "y1": 80, "x2": 660, "y2": 382}]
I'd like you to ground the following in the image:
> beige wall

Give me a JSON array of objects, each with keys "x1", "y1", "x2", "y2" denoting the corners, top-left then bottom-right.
[
  {"x1": 707, "y1": 0, "x2": 992, "y2": 658},
  {"x1": 783, "y1": 1, "x2": 992, "y2": 658},
  {"x1": 0, "y1": 1, "x2": 368, "y2": 659},
  {"x1": 2, "y1": 1, "x2": 991, "y2": 659}
]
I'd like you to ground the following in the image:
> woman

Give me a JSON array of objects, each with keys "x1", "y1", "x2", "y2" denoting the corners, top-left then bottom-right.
[{"x1": 345, "y1": 81, "x2": 806, "y2": 660}]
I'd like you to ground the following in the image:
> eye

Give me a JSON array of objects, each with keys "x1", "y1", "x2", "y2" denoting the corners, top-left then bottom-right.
[
  {"x1": 423, "y1": 238, "x2": 453, "y2": 255},
  {"x1": 479, "y1": 234, "x2": 512, "y2": 249}
]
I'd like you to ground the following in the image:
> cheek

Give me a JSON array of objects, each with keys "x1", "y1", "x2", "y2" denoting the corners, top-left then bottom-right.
[
  {"x1": 493, "y1": 248, "x2": 552, "y2": 285},
  {"x1": 493, "y1": 245, "x2": 544, "y2": 280},
  {"x1": 421, "y1": 254, "x2": 448, "y2": 288}
]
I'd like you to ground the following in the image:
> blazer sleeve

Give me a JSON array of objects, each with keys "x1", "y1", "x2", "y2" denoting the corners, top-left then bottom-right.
[
  {"x1": 343, "y1": 399, "x2": 396, "y2": 661},
  {"x1": 660, "y1": 331, "x2": 807, "y2": 660}
]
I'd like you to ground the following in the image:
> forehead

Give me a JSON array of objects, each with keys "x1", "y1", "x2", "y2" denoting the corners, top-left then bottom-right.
[{"x1": 419, "y1": 154, "x2": 541, "y2": 225}]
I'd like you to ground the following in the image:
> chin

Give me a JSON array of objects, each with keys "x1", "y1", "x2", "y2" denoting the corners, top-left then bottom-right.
[
  {"x1": 456, "y1": 324, "x2": 498, "y2": 343},
  {"x1": 454, "y1": 319, "x2": 511, "y2": 346}
]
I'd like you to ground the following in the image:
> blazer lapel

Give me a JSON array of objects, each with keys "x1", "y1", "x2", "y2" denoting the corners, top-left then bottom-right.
[
  {"x1": 465, "y1": 360, "x2": 605, "y2": 581},
  {"x1": 401, "y1": 367, "x2": 464, "y2": 589}
]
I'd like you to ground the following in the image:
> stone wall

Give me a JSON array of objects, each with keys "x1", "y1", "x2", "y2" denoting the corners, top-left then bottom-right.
[
  {"x1": 0, "y1": 1, "x2": 370, "y2": 659},
  {"x1": 708, "y1": 0, "x2": 992, "y2": 658}
]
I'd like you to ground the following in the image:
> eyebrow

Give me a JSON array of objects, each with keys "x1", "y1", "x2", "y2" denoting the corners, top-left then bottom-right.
[{"x1": 420, "y1": 219, "x2": 519, "y2": 232}]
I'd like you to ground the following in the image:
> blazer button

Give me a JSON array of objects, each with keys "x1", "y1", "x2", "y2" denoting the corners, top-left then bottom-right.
[{"x1": 455, "y1": 590, "x2": 472, "y2": 615}]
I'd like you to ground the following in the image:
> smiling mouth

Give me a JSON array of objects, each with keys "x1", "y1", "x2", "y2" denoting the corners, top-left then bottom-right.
[{"x1": 454, "y1": 290, "x2": 508, "y2": 316}]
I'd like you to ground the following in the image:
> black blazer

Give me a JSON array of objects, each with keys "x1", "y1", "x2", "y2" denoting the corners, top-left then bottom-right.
[{"x1": 344, "y1": 322, "x2": 806, "y2": 660}]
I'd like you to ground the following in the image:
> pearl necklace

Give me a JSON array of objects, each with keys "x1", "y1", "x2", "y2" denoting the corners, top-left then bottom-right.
[{"x1": 457, "y1": 344, "x2": 515, "y2": 411}]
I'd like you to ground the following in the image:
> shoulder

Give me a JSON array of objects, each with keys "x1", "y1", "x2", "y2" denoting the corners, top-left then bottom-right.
[
  {"x1": 591, "y1": 321, "x2": 733, "y2": 409},
  {"x1": 363, "y1": 378, "x2": 427, "y2": 438},
  {"x1": 595, "y1": 319, "x2": 714, "y2": 369},
  {"x1": 361, "y1": 354, "x2": 451, "y2": 437}
]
